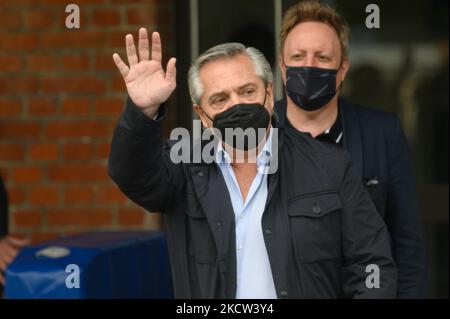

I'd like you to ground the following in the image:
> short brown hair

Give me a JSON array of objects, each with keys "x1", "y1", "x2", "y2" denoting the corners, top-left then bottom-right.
[{"x1": 280, "y1": 0, "x2": 351, "y2": 60}]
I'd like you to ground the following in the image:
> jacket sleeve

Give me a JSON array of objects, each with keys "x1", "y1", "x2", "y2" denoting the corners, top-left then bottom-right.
[
  {"x1": 384, "y1": 117, "x2": 427, "y2": 298},
  {"x1": 108, "y1": 97, "x2": 185, "y2": 213},
  {"x1": 339, "y1": 153, "x2": 398, "y2": 298}
]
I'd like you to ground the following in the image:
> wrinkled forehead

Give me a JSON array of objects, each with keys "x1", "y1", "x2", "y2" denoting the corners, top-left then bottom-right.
[{"x1": 198, "y1": 54, "x2": 264, "y2": 96}]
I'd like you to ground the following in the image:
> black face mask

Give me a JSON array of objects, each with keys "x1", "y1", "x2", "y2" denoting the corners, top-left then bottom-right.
[
  {"x1": 286, "y1": 66, "x2": 341, "y2": 111},
  {"x1": 202, "y1": 93, "x2": 270, "y2": 151}
]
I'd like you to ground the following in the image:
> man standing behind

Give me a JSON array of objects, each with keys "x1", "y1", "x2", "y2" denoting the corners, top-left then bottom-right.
[{"x1": 275, "y1": 1, "x2": 426, "y2": 298}]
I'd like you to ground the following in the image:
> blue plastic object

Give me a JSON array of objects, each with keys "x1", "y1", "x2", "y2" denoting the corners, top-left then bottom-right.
[{"x1": 5, "y1": 231, "x2": 174, "y2": 299}]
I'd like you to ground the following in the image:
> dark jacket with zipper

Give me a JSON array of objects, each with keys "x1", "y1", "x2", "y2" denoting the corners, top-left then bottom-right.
[
  {"x1": 108, "y1": 98, "x2": 397, "y2": 299},
  {"x1": 275, "y1": 98, "x2": 426, "y2": 298}
]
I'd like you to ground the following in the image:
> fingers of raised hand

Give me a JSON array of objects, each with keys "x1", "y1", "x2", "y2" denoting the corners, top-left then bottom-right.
[
  {"x1": 151, "y1": 31, "x2": 162, "y2": 63},
  {"x1": 112, "y1": 53, "x2": 129, "y2": 78},
  {"x1": 138, "y1": 27, "x2": 150, "y2": 61},
  {"x1": 126, "y1": 33, "x2": 138, "y2": 66},
  {"x1": 165, "y1": 57, "x2": 177, "y2": 85}
]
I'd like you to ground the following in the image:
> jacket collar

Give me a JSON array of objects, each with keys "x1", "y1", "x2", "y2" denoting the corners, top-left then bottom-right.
[{"x1": 276, "y1": 97, "x2": 364, "y2": 178}]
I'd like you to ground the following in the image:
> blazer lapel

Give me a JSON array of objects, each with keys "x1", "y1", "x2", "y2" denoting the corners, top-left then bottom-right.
[
  {"x1": 274, "y1": 97, "x2": 288, "y2": 127},
  {"x1": 340, "y1": 99, "x2": 364, "y2": 178}
]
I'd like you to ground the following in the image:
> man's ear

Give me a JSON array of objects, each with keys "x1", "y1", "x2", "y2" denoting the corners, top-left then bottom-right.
[
  {"x1": 338, "y1": 58, "x2": 350, "y2": 83},
  {"x1": 265, "y1": 83, "x2": 274, "y2": 112},
  {"x1": 193, "y1": 104, "x2": 211, "y2": 128},
  {"x1": 279, "y1": 57, "x2": 287, "y2": 85}
]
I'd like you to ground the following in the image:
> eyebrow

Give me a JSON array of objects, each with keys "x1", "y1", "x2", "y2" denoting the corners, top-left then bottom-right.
[
  {"x1": 207, "y1": 92, "x2": 227, "y2": 104},
  {"x1": 207, "y1": 82, "x2": 258, "y2": 103},
  {"x1": 314, "y1": 50, "x2": 332, "y2": 55},
  {"x1": 290, "y1": 49, "x2": 332, "y2": 55}
]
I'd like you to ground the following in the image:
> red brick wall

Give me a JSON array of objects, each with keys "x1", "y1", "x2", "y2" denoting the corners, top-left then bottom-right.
[{"x1": 0, "y1": 0, "x2": 174, "y2": 243}]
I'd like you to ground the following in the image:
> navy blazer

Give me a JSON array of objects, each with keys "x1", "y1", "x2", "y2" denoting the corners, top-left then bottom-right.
[{"x1": 275, "y1": 98, "x2": 427, "y2": 298}]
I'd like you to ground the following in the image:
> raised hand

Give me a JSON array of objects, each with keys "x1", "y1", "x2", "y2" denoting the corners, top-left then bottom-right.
[{"x1": 113, "y1": 28, "x2": 176, "y2": 119}]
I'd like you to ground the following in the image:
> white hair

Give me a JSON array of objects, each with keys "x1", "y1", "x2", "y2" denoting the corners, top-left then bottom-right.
[{"x1": 187, "y1": 42, "x2": 273, "y2": 105}]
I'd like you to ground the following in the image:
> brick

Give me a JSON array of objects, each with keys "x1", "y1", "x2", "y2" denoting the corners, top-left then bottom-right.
[
  {"x1": 2, "y1": 0, "x2": 39, "y2": 6},
  {"x1": 0, "y1": 56, "x2": 21, "y2": 72},
  {"x1": 63, "y1": 143, "x2": 92, "y2": 160},
  {"x1": 108, "y1": 30, "x2": 136, "y2": 48},
  {"x1": 92, "y1": 9, "x2": 121, "y2": 27},
  {"x1": 30, "y1": 187, "x2": 59, "y2": 205},
  {"x1": 47, "y1": 208, "x2": 112, "y2": 226},
  {"x1": 94, "y1": 98, "x2": 123, "y2": 115},
  {"x1": 57, "y1": 10, "x2": 74, "y2": 28},
  {"x1": 112, "y1": 74, "x2": 126, "y2": 92},
  {"x1": 42, "y1": 77, "x2": 105, "y2": 94},
  {"x1": 26, "y1": 10, "x2": 54, "y2": 29},
  {"x1": 0, "y1": 11, "x2": 21, "y2": 29},
  {"x1": 28, "y1": 99, "x2": 57, "y2": 115},
  {"x1": 26, "y1": 55, "x2": 58, "y2": 72},
  {"x1": 13, "y1": 210, "x2": 42, "y2": 228},
  {"x1": 96, "y1": 186, "x2": 127, "y2": 203},
  {"x1": 0, "y1": 170, "x2": 8, "y2": 182},
  {"x1": 30, "y1": 232, "x2": 60, "y2": 245},
  {"x1": 60, "y1": 55, "x2": 89, "y2": 71},
  {"x1": 118, "y1": 208, "x2": 145, "y2": 226},
  {"x1": 64, "y1": 186, "x2": 93, "y2": 204},
  {"x1": 111, "y1": 0, "x2": 153, "y2": 3},
  {"x1": 7, "y1": 188, "x2": 25, "y2": 205},
  {"x1": 96, "y1": 143, "x2": 110, "y2": 159},
  {"x1": 29, "y1": 143, "x2": 59, "y2": 161},
  {"x1": 1, "y1": 0, "x2": 174, "y2": 238},
  {"x1": 0, "y1": 144, "x2": 24, "y2": 161},
  {"x1": 61, "y1": 99, "x2": 90, "y2": 115},
  {"x1": 94, "y1": 53, "x2": 117, "y2": 71},
  {"x1": 42, "y1": 0, "x2": 104, "y2": 4},
  {"x1": 126, "y1": 7, "x2": 156, "y2": 25},
  {"x1": 13, "y1": 167, "x2": 42, "y2": 183},
  {"x1": 45, "y1": 120, "x2": 111, "y2": 138},
  {"x1": 0, "y1": 122, "x2": 40, "y2": 139},
  {"x1": 42, "y1": 31, "x2": 106, "y2": 49},
  {"x1": 0, "y1": 33, "x2": 39, "y2": 50},
  {"x1": 0, "y1": 77, "x2": 39, "y2": 94},
  {"x1": 0, "y1": 99, "x2": 22, "y2": 117},
  {"x1": 48, "y1": 164, "x2": 109, "y2": 182}
]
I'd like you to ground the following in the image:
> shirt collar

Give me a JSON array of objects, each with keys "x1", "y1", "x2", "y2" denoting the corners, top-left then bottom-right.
[
  {"x1": 286, "y1": 108, "x2": 343, "y2": 145},
  {"x1": 315, "y1": 109, "x2": 343, "y2": 145}
]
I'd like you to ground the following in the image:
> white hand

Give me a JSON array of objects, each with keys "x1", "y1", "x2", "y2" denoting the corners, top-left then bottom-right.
[{"x1": 112, "y1": 28, "x2": 176, "y2": 119}]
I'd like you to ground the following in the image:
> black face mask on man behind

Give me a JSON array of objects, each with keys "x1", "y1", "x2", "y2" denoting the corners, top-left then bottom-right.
[
  {"x1": 285, "y1": 66, "x2": 342, "y2": 111},
  {"x1": 202, "y1": 93, "x2": 271, "y2": 151}
]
